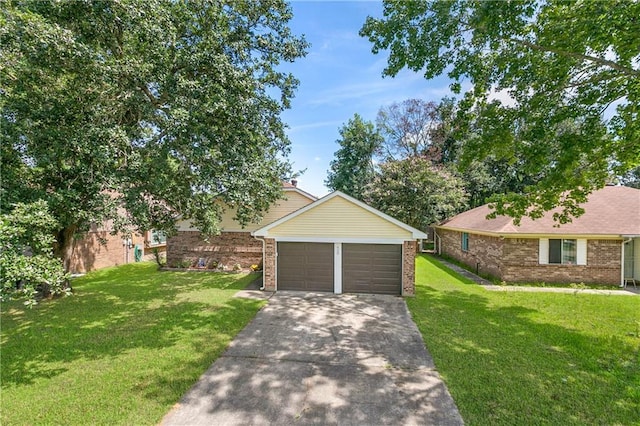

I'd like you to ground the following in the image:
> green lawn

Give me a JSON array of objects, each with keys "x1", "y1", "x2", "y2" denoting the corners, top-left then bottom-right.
[
  {"x1": 1, "y1": 263, "x2": 265, "y2": 425},
  {"x1": 409, "y1": 255, "x2": 640, "y2": 425}
]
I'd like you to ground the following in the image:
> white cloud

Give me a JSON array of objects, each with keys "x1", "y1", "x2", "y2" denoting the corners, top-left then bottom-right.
[
  {"x1": 487, "y1": 87, "x2": 518, "y2": 107},
  {"x1": 287, "y1": 120, "x2": 344, "y2": 134}
]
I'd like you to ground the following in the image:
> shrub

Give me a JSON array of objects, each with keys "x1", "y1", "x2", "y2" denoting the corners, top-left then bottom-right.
[{"x1": 0, "y1": 201, "x2": 70, "y2": 307}]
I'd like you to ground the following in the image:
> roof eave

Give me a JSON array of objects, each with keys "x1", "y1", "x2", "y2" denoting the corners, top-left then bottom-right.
[{"x1": 433, "y1": 224, "x2": 630, "y2": 240}]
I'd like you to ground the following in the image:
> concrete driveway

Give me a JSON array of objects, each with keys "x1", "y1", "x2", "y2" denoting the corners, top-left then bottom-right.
[{"x1": 161, "y1": 292, "x2": 463, "y2": 425}]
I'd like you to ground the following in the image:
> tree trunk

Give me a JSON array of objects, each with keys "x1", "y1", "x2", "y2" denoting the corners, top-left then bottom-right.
[{"x1": 54, "y1": 224, "x2": 78, "y2": 273}]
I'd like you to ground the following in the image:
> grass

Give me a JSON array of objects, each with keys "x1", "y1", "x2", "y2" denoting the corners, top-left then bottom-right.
[
  {"x1": 408, "y1": 255, "x2": 640, "y2": 425},
  {"x1": 1, "y1": 262, "x2": 265, "y2": 425}
]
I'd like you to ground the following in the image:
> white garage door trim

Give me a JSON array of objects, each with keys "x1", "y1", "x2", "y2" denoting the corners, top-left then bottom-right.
[{"x1": 274, "y1": 236, "x2": 407, "y2": 244}]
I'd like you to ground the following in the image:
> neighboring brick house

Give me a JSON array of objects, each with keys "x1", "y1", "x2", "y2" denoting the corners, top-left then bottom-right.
[
  {"x1": 69, "y1": 223, "x2": 167, "y2": 274},
  {"x1": 433, "y1": 186, "x2": 640, "y2": 286},
  {"x1": 167, "y1": 181, "x2": 317, "y2": 270}
]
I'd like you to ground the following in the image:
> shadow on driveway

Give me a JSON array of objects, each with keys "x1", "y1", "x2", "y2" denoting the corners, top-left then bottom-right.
[{"x1": 161, "y1": 292, "x2": 463, "y2": 425}]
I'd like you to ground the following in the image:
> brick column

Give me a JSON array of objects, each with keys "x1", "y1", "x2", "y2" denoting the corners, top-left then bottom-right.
[
  {"x1": 402, "y1": 240, "x2": 416, "y2": 296},
  {"x1": 263, "y1": 238, "x2": 276, "y2": 291}
]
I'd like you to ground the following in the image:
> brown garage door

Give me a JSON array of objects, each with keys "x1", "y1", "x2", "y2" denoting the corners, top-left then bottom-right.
[
  {"x1": 277, "y1": 242, "x2": 334, "y2": 291},
  {"x1": 343, "y1": 244, "x2": 402, "y2": 295}
]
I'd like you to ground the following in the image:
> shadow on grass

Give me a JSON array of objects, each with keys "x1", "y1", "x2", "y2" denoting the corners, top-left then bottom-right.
[
  {"x1": 410, "y1": 255, "x2": 640, "y2": 425},
  {"x1": 1, "y1": 263, "x2": 263, "y2": 391}
]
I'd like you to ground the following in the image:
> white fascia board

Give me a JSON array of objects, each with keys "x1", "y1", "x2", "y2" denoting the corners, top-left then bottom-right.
[
  {"x1": 434, "y1": 225, "x2": 625, "y2": 240},
  {"x1": 252, "y1": 191, "x2": 428, "y2": 239},
  {"x1": 284, "y1": 187, "x2": 318, "y2": 201}
]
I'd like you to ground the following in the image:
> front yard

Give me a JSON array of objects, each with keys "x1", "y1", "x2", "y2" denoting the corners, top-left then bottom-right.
[
  {"x1": 3, "y1": 257, "x2": 639, "y2": 425},
  {"x1": 409, "y1": 255, "x2": 640, "y2": 425},
  {"x1": 1, "y1": 263, "x2": 265, "y2": 425}
]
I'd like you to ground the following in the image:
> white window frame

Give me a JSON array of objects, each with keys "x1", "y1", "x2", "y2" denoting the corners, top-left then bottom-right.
[
  {"x1": 539, "y1": 238, "x2": 586, "y2": 265},
  {"x1": 148, "y1": 229, "x2": 167, "y2": 246}
]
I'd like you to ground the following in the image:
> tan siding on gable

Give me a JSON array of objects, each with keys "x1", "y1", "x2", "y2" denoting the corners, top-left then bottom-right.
[
  {"x1": 177, "y1": 191, "x2": 313, "y2": 232},
  {"x1": 220, "y1": 191, "x2": 313, "y2": 232},
  {"x1": 268, "y1": 196, "x2": 412, "y2": 239}
]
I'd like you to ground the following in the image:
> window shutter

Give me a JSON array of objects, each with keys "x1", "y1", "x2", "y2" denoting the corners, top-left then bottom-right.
[
  {"x1": 576, "y1": 239, "x2": 587, "y2": 265},
  {"x1": 539, "y1": 239, "x2": 549, "y2": 264}
]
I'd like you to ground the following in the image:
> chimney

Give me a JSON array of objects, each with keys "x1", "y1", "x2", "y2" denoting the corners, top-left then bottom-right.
[{"x1": 291, "y1": 179, "x2": 298, "y2": 187}]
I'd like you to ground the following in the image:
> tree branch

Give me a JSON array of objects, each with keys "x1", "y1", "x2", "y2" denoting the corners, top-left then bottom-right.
[{"x1": 512, "y1": 39, "x2": 640, "y2": 77}]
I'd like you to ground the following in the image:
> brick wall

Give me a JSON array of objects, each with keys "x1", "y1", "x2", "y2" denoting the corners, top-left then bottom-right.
[
  {"x1": 402, "y1": 240, "x2": 416, "y2": 296},
  {"x1": 501, "y1": 239, "x2": 621, "y2": 285},
  {"x1": 166, "y1": 231, "x2": 262, "y2": 270},
  {"x1": 263, "y1": 238, "x2": 276, "y2": 291},
  {"x1": 438, "y1": 228, "x2": 623, "y2": 285},
  {"x1": 438, "y1": 229, "x2": 504, "y2": 278},
  {"x1": 69, "y1": 231, "x2": 157, "y2": 273}
]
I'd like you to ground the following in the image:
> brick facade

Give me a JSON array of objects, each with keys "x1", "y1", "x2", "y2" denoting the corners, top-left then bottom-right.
[
  {"x1": 263, "y1": 238, "x2": 276, "y2": 291},
  {"x1": 438, "y1": 229, "x2": 504, "y2": 278},
  {"x1": 402, "y1": 241, "x2": 416, "y2": 296},
  {"x1": 260, "y1": 239, "x2": 415, "y2": 295},
  {"x1": 502, "y1": 240, "x2": 621, "y2": 285},
  {"x1": 69, "y1": 231, "x2": 164, "y2": 274},
  {"x1": 437, "y1": 228, "x2": 622, "y2": 285},
  {"x1": 167, "y1": 231, "x2": 262, "y2": 270}
]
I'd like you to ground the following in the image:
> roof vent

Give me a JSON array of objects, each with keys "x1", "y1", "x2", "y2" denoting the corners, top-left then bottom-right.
[{"x1": 291, "y1": 179, "x2": 298, "y2": 187}]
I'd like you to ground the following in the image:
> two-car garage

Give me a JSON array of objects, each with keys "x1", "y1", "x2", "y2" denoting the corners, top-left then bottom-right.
[
  {"x1": 276, "y1": 242, "x2": 403, "y2": 295},
  {"x1": 252, "y1": 191, "x2": 428, "y2": 296}
]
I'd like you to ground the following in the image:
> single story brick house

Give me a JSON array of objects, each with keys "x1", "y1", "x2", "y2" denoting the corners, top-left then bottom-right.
[
  {"x1": 169, "y1": 184, "x2": 427, "y2": 295},
  {"x1": 70, "y1": 223, "x2": 167, "y2": 274},
  {"x1": 169, "y1": 181, "x2": 317, "y2": 270},
  {"x1": 433, "y1": 185, "x2": 640, "y2": 286}
]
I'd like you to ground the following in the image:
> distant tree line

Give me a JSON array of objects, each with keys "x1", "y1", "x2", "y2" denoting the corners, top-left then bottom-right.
[{"x1": 326, "y1": 97, "x2": 638, "y2": 233}]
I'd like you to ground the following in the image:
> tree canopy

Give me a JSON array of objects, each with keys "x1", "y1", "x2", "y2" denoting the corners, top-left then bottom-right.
[
  {"x1": 1, "y1": 0, "x2": 308, "y2": 269},
  {"x1": 365, "y1": 157, "x2": 468, "y2": 232},
  {"x1": 376, "y1": 99, "x2": 441, "y2": 160},
  {"x1": 361, "y1": 0, "x2": 640, "y2": 223},
  {"x1": 325, "y1": 114, "x2": 382, "y2": 200}
]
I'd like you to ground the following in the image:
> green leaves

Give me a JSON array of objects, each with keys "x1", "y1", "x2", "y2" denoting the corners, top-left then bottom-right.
[
  {"x1": 0, "y1": 201, "x2": 70, "y2": 307},
  {"x1": 1, "y1": 0, "x2": 307, "y2": 267},
  {"x1": 325, "y1": 114, "x2": 383, "y2": 200},
  {"x1": 361, "y1": 0, "x2": 640, "y2": 221},
  {"x1": 365, "y1": 157, "x2": 468, "y2": 231}
]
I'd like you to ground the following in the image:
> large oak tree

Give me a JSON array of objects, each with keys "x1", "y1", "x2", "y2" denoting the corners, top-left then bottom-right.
[
  {"x1": 1, "y1": 0, "x2": 308, "y2": 270},
  {"x1": 361, "y1": 0, "x2": 639, "y2": 222}
]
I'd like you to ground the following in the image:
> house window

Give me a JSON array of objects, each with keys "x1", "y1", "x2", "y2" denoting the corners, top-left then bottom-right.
[
  {"x1": 461, "y1": 232, "x2": 469, "y2": 252},
  {"x1": 149, "y1": 229, "x2": 167, "y2": 246},
  {"x1": 549, "y1": 239, "x2": 577, "y2": 264}
]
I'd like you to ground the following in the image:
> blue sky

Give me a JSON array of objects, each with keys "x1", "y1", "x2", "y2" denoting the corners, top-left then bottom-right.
[{"x1": 279, "y1": 1, "x2": 456, "y2": 198}]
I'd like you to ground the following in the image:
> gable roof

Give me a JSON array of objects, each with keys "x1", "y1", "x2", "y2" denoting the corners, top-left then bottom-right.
[
  {"x1": 283, "y1": 185, "x2": 317, "y2": 201},
  {"x1": 252, "y1": 191, "x2": 428, "y2": 239},
  {"x1": 435, "y1": 185, "x2": 640, "y2": 237}
]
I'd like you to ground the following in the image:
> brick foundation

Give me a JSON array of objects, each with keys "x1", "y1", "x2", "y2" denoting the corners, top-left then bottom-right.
[
  {"x1": 167, "y1": 231, "x2": 263, "y2": 270},
  {"x1": 437, "y1": 228, "x2": 622, "y2": 286}
]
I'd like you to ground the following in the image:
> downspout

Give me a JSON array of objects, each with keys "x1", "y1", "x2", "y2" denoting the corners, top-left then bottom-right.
[
  {"x1": 621, "y1": 237, "x2": 632, "y2": 287},
  {"x1": 254, "y1": 236, "x2": 266, "y2": 291},
  {"x1": 434, "y1": 229, "x2": 441, "y2": 255}
]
